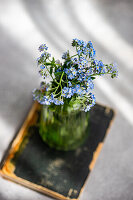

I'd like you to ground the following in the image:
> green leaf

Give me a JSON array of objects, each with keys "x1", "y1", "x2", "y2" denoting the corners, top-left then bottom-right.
[
  {"x1": 54, "y1": 71, "x2": 62, "y2": 76},
  {"x1": 91, "y1": 77, "x2": 96, "y2": 80},
  {"x1": 45, "y1": 63, "x2": 51, "y2": 66}
]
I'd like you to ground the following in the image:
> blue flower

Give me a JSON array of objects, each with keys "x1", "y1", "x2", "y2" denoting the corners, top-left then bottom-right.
[
  {"x1": 86, "y1": 79, "x2": 94, "y2": 90},
  {"x1": 88, "y1": 41, "x2": 93, "y2": 48},
  {"x1": 62, "y1": 52, "x2": 68, "y2": 59},
  {"x1": 51, "y1": 93, "x2": 54, "y2": 100},
  {"x1": 59, "y1": 100, "x2": 64, "y2": 105},
  {"x1": 79, "y1": 57, "x2": 88, "y2": 66},
  {"x1": 72, "y1": 69, "x2": 77, "y2": 76},
  {"x1": 53, "y1": 99, "x2": 64, "y2": 105},
  {"x1": 78, "y1": 64, "x2": 84, "y2": 69},
  {"x1": 68, "y1": 73, "x2": 74, "y2": 80},
  {"x1": 78, "y1": 69, "x2": 82, "y2": 73},
  {"x1": 75, "y1": 84, "x2": 80, "y2": 89},
  {"x1": 68, "y1": 81, "x2": 72, "y2": 87},
  {"x1": 62, "y1": 87, "x2": 69, "y2": 94},
  {"x1": 80, "y1": 74, "x2": 86, "y2": 81},
  {"x1": 77, "y1": 49, "x2": 82, "y2": 55},
  {"x1": 62, "y1": 87, "x2": 73, "y2": 98},
  {"x1": 101, "y1": 67, "x2": 106, "y2": 74},
  {"x1": 64, "y1": 68, "x2": 70, "y2": 75},
  {"x1": 38, "y1": 44, "x2": 48, "y2": 51},
  {"x1": 62, "y1": 93, "x2": 66, "y2": 97},
  {"x1": 70, "y1": 66, "x2": 75, "y2": 72},
  {"x1": 40, "y1": 65, "x2": 45, "y2": 69},
  {"x1": 77, "y1": 39, "x2": 84, "y2": 46},
  {"x1": 76, "y1": 87, "x2": 83, "y2": 95},
  {"x1": 91, "y1": 93, "x2": 96, "y2": 104},
  {"x1": 84, "y1": 104, "x2": 91, "y2": 112},
  {"x1": 66, "y1": 88, "x2": 73, "y2": 98},
  {"x1": 41, "y1": 53, "x2": 45, "y2": 57},
  {"x1": 55, "y1": 68, "x2": 62, "y2": 73},
  {"x1": 39, "y1": 52, "x2": 51, "y2": 60},
  {"x1": 84, "y1": 93, "x2": 96, "y2": 112},
  {"x1": 77, "y1": 76, "x2": 83, "y2": 82},
  {"x1": 82, "y1": 47, "x2": 90, "y2": 55},
  {"x1": 86, "y1": 68, "x2": 93, "y2": 75},
  {"x1": 110, "y1": 63, "x2": 118, "y2": 78},
  {"x1": 93, "y1": 59, "x2": 99, "y2": 65},
  {"x1": 72, "y1": 84, "x2": 83, "y2": 95},
  {"x1": 98, "y1": 61, "x2": 104, "y2": 67},
  {"x1": 40, "y1": 97, "x2": 51, "y2": 105}
]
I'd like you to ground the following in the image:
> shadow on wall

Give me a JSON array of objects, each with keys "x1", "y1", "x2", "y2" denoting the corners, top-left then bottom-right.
[
  {"x1": 0, "y1": 28, "x2": 36, "y2": 129},
  {"x1": 94, "y1": 0, "x2": 133, "y2": 45}
]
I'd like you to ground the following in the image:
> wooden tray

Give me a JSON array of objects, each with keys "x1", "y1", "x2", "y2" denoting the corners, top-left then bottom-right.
[{"x1": 0, "y1": 102, "x2": 115, "y2": 200}]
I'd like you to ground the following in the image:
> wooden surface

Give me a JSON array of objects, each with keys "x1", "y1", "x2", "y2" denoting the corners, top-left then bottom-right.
[{"x1": 0, "y1": 103, "x2": 115, "y2": 200}]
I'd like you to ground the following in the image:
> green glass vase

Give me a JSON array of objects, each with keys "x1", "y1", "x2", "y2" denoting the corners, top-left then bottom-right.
[{"x1": 39, "y1": 104, "x2": 90, "y2": 151}]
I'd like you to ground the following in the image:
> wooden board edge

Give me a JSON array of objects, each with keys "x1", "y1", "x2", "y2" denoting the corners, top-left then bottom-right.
[
  {"x1": 0, "y1": 169, "x2": 78, "y2": 200},
  {"x1": 78, "y1": 106, "x2": 116, "y2": 198},
  {"x1": 0, "y1": 102, "x2": 39, "y2": 172}
]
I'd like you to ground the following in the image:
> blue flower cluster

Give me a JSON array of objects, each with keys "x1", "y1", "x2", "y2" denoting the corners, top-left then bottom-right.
[
  {"x1": 72, "y1": 39, "x2": 96, "y2": 58},
  {"x1": 84, "y1": 93, "x2": 96, "y2": 112},
  {"x1": 33, "y1": 39, "x2": 118, "y2": 112},
  {"x1": 33, "y1": 89, "x2": 64, "y2": 106},
  {"x1": 38, "y1": 44, "x2": 48, "y2": 51},
  {"x1": 108, "y1": 63, "x2": 118, "y2": 78},
  {"x1": 62, "y1": 51, "x2": 69, "y2": 60},
  {"x1": 37, "y1": 50, "x2": 51, "y2": 66},
  {"x1": 62, "y1": 85, "x2": 85, "y2": 98}
]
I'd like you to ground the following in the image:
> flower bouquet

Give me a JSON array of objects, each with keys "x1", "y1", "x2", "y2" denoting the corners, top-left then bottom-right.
[{"x1": 33, "y1": 39, "x2": 118, "y2": 150}]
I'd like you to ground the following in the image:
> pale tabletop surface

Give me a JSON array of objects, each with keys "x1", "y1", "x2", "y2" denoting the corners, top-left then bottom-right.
[{"x1": 0, "y1": 0, "x2": 133, "y2": 200}]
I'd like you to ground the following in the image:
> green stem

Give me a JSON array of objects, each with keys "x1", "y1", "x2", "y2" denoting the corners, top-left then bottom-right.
[
  {"x1": 54, "y1": 91, "x2": 61, "y2": 97},
  {"x1": 53, "y1": 72, "x2": 64, "y2": 95},
  {"x1": 59, "y1": 71, "x2": 64, "y2": 93},
  {"x1": 59, "y1": 72, "x2": 64, "y2": 85},
  {"x1": 45, "y1": 65, "x2": 54, "y2": 81},
  {"x1": 92, "y1": 72, "x2": 113, "y2": 76},
  {"x1": 66, "y1": 75, "x2": 68, "y2": 87},
  {"x1": 70, "y1": 54, "x2": 78, "y2": 58},
  {"x1": 45, "y1": 65, "x2": 59, "y2": 84},
  {"x1": 49, "y1": 86, "x2": 58, "y2": 91},
  {"x1": 53, "y1": 85, "x2": 60, "y2": 94}
]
